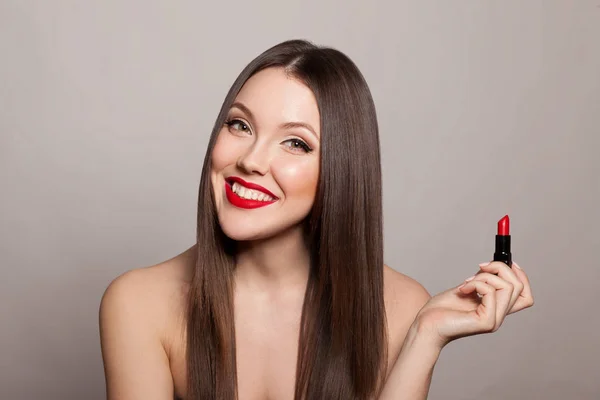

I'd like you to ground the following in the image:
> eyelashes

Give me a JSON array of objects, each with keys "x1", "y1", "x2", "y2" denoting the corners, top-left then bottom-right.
[
  {"x1": 284, "y1": 138, "x2": 313, "y2": 153},
  {"x1": 224, "y1": 118, "x2": 314, "y2": 154},
  {"x1": 225, "y1": 118, "x2": 250, "y2": 133}
]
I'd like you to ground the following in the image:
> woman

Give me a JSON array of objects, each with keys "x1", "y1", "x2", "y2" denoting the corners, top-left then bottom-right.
[{"x1": 99, "y1": 39, "x2": 534, "y2": 400}]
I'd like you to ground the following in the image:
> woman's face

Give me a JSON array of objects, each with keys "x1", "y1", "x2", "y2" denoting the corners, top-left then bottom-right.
[{"x1": 210, "y1": 67, "x2": 321, "y2": 241}]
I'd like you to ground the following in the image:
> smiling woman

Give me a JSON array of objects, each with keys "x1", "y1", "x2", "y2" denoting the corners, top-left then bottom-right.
[
  {"x1": 99, "y1": 39, "x2": 533, "y2": 400},
  {"x1": 211, "y1": 67, "x2": 321, "y2": 241},
  {"x1": 190, "y1": 40, "x2": 389, "y2": 399}
]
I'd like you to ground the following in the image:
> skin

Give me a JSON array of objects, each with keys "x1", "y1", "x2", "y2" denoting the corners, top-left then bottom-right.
[
  {"x1": 378, "y1": 261, "x2": 534, "y2": 399},
  {"x1": 99, "y1": 68, "x2": 534, "y2": 400}
]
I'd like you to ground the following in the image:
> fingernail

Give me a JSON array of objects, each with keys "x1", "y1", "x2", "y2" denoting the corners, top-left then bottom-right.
[
  {"x1": 479, "y1": 262, "x2": 490, "y2": 267},
  {"x1": 465, "y1": 275, "x2": 476, "y2": 282}
]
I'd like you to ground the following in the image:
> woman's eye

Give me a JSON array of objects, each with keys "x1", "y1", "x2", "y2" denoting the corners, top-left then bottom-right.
[
  {"x1": 283, "y1": 139, "x2": 313, "y2": 153},
  {"x1": 225, "y1": 119, "x2": 250, "y2": 133}
]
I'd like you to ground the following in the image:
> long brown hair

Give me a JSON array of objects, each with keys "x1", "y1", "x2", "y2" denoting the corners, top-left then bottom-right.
[{"x1": 186, "y1": 39, "x2": 387, "y2": 400}]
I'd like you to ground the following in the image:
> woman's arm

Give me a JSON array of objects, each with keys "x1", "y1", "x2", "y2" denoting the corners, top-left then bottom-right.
[
  {"x1": 379, "y1": 261, "x2": 534, "y2": 399},
  {"x1": 378, "y1": 324, "x2": 441, "y2": 400},
  {"x1": 380, "y1": 267, "x2": 438, "y2": 400},
  {"x1": 99, "y1": 269, "x2": 175, "y2": 400}
]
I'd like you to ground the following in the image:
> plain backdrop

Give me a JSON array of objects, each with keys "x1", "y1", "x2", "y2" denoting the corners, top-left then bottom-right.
[{"x1": 1, "y1": 1, "x2": 599, "y2": 399}]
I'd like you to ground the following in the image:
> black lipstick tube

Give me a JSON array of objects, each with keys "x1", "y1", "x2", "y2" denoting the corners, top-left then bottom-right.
[{"x1": 493, "y1": 235, "x2": 512, "y2": 266}]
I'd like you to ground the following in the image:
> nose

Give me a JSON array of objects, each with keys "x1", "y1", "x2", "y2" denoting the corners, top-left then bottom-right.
[{"x1": 236, "y1": 141, "x2": 270, "y2": 176}]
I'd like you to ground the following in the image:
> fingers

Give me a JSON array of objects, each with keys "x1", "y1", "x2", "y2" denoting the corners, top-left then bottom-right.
[
  {"x1": 468, "y1": 272, "x2": 513, "y2": 328},
  {"x1": 479, "y1": 261, "x2": 524, "y2": 311},
  {"x1": 507, "y1": 262, "x2": 535, "y2": 314},
  {"x1": 458, "y1": 280, "x2": 498, "y2": 333},
  {"x1": 477, "y1": 261, "x2": 534, "y2": 315}
]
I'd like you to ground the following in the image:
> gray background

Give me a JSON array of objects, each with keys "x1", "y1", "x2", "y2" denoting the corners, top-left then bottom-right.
[{"x1": 1, "y1": 1, "x2": 599, "y2": 399}]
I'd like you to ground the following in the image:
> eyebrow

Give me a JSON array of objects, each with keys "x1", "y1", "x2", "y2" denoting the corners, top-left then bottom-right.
[{"x1": 230, "y1": 101, "x2": 319, "y2": 139}]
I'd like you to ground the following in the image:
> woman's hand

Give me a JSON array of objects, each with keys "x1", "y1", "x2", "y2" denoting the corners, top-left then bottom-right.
[{"x1": 413, "y1": 261, "x2": 534, "y2": 350}]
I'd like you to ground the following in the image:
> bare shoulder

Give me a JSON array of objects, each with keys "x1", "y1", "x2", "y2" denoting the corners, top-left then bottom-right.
[
  {"x1": 382, "y1": 264, "x2": 431, "y2": 367},
  {"x1": 99, "y1": 246, "x2": 194, "y2": 399},
  {"x1": 100, "y1": 248, "x2": 192, "y2": 333},
  {"x1": 383, "y1": 264, "x2": 431, "y2": 317}
]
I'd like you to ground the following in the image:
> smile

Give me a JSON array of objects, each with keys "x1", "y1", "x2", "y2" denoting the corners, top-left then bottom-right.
[{"x1": 224, "y1": 177, "x2": 278, "y2": 209}]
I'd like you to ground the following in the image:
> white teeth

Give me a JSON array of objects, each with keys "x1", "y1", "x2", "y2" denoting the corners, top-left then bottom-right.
[{"x1": 230, "y1": 181, "x2": 274, "y2": 202}]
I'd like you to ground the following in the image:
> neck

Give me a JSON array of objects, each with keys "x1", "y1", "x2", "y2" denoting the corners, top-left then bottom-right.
[{"x1": 233, "y1": 225, "x2": 310, "y2": 294}]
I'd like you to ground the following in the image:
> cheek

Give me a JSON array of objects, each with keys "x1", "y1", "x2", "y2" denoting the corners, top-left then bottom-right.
[
  {"x1": 211, "y1": 132, "x2": 234, "y2": 172},
  {"x1": 210, "y1": 132, "x2": 239, "y2": 202},
  {"x1": 271, "y1": 156, "x2": 319, "y2": 199}
]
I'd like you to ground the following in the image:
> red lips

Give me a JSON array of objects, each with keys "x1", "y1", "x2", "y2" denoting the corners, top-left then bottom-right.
[
  {"x1": 224, "y1": 176, "x2": 278, "y2": 209},
  {"x1": 225, "y1": 176, "x2": 278, "y2": 199}
]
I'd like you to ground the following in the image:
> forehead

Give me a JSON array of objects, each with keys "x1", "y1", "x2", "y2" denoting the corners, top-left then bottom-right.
[{"x1": 234, "y1": 68, "x2": 320, "y2": 135}]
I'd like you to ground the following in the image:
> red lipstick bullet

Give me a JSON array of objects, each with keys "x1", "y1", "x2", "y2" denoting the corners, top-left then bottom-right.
[
  {"x1": 493, "y1": 215, "x2": 512, "y2": 266},
  {"x1": 498, "y1": 215, "x2": 510, "y2": 236}
]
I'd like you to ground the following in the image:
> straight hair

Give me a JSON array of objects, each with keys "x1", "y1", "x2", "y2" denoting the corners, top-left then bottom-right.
[{"x1": 186, "y1": 39, "x2": 387, "y2": 400}]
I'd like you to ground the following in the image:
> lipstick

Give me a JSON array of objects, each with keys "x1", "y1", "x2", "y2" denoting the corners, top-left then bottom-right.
[
  {"x1": 493, "y1": 215, "x2": 512, "y2": 266},
  {"x1": 226, "y1": 176, "x2": 278, "y2": 199},
  {"x1": 224, "y1": 176, "x2": 278, "y2": 209}
]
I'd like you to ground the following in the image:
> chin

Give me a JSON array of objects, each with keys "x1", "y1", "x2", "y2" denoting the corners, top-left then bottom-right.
[
  {"x1": 217, "y1": 215, "x2": 275, "y2": 242},
  {"x1": 220, "y1": 227, "x2": 265, "y2": 242},
  {"x1": 217, "y1": 213, "x2": 305, "y2": 242}
]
